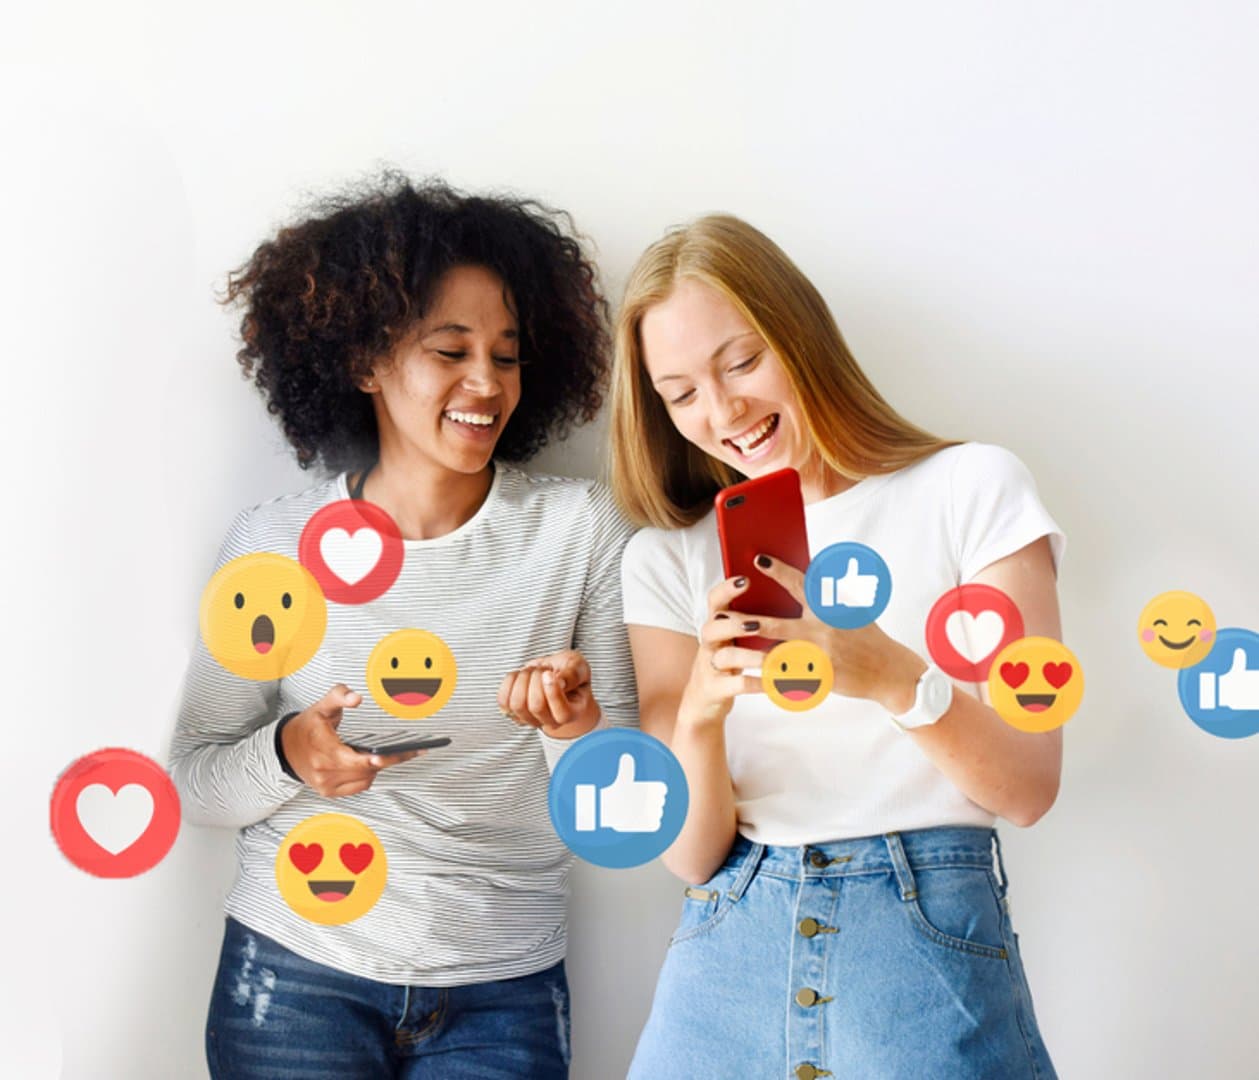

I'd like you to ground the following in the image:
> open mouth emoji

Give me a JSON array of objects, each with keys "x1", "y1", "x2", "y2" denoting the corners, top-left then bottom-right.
[
  {"x1": 200, "y1": 553, "x2": 328, "y2": 680},
  {"x1": 276, "y1": 817, "x2": 386, "y2": 925},
  {"x1": 382, "y1": 677, "x2": 442, "y2": 707},
  {"x1": 308, "y1": 879, "x2": 356, "y2": 902},
  {"x1": 366, "y1": 629, "x2": 458, "y2": 720},
  {"x1": 763, "y1": 640, "x2": 834, "y2": 712},
  {"x1": 989, "y1": 638, "x2": 1083, "y2": 732},
  {"x1": 1138, "y1": 592, "x2": 1216, "y2": 669}
]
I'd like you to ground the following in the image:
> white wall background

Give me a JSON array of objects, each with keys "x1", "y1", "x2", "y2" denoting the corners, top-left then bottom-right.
[{"x1": 3, "y1": 1, "x2": 1257, "y2": 1076}]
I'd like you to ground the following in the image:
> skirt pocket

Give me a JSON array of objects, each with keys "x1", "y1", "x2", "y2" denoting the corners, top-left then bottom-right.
[
  {"x1": 903, "y1": 865, "x2": 1009, "y2": 960},
  {"x1": 668, "y1": 866, "x2": 738, "y2": 947}
]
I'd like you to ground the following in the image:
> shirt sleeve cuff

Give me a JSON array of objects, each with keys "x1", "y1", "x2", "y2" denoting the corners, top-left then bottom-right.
[
  {"x1": 537, "y1": 712, "x2": 611, "y2": 772},
  {"x1": 273, "y1": 712, "x2": 303, "y2": 783}
]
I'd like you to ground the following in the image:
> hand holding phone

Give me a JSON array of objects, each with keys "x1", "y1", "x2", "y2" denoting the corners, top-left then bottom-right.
[{"x1": 715, "y1": 467, "x2": 810, "y2": 651}]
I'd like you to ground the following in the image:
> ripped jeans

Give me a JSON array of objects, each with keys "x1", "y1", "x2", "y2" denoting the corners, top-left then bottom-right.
[{"x1": 206, "y1": 917, "x2": 571, "y2": 1079}]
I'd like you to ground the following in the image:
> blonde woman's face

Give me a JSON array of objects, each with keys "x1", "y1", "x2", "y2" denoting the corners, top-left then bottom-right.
[{"x1": 639, "y1": 277, "x2": 815, "y2": 485}]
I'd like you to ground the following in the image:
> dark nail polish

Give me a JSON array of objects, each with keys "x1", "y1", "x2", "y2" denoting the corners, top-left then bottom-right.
[
  {"x1": 742, "y1": 620, "x2": 760, "y2": 632},
  {"x1": 755, "y1": 554, "x2": 772, "y2": 569},
  {"x1": 715, "y1": 613, "x2": 729, "y2": 620},
  {"x1": 733, "y1": 577, "x2": 748, "y2": 588}
]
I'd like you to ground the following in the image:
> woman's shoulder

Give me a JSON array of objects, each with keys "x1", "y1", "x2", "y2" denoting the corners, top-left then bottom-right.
[
  {"x1": 881, "y1": 442, "x2": 1035, "y2": 496},
  {"x1": 623, "y1": 507, "x2": 716, "y2": 578},
  {"x1": 219, "y1": 474, "x2": 346, "y2": 552}
]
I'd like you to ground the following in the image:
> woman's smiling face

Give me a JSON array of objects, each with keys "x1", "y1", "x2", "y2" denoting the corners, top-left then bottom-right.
[
  {"x1": 639, "y1": 277, "x2": 817, "y2": 484},
  {"x1": 367, "y1": 263, "x2": 522, "y2": 476}
]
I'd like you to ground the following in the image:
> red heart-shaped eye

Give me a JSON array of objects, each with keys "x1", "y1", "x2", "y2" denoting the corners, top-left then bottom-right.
[
  {"x1": 1043, "y1": 662, "x2": 1073, "y2": 689},
  {"x1": 340, "y1": 843, "x2": 375, "y2": 874},
  {"x1": 289, "y1": 843, "x2": 323, "y2": 874},
  {"x1": 1000, "y1": 662, "x2": 1030, "y2": 688}
]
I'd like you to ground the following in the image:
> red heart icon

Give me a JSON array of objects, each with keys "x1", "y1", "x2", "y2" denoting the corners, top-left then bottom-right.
[
  {"x1": 1000, "y1": 662, "x2": 1030, "y2": 689},
  {"x1": 1043, "y1": 662, "x2": 1073, "y2": 689},
  {"x1": 289, "y1": 843, "x2": 323, "y2": 874},
  {"x1": 340, "y1": 843, "x2": 375, "y2": 874}
]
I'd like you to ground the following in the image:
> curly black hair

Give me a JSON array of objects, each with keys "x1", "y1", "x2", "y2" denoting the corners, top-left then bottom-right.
[{"x1": 223, "y1": 173, "x2": 610, "y2": 472}]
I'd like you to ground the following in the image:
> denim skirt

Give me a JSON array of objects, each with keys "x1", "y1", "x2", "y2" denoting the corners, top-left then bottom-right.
[{"x1": 629, "y1": 827, "x2": 1056, "y2": 1080}]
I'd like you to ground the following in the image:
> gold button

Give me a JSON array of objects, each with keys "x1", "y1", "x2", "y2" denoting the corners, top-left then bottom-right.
[
  {"x1": 795, "y1": 987, "x2": 819, "y2": 1007},
  {"x1": 809, "y1": 851, "x2": 828, "y2": 868},
  {"x1": 795, "y1": 1066, "x2": 820, "y2": 1080},
  {"x1": 798, "y1": 917, "x2": 819, "y2": 937}
]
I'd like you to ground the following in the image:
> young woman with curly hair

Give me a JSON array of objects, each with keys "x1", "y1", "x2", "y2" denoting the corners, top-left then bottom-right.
[
  {"x1": 171, "y1": 176, "x2": 636, "y2": 1079},
  {"x1": 610, "y1": 215, "x2": 1060, "y2": 1078}
]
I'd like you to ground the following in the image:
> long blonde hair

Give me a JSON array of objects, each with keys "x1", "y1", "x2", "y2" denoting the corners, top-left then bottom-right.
[{"x1": 610, "y1": 214, "x2": 956, "y2": 528}]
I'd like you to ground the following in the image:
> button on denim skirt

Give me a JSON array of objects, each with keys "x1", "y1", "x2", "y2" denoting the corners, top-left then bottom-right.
[{"x1": 629, "y1": 827, "x2": 1056, "y2": 1080}]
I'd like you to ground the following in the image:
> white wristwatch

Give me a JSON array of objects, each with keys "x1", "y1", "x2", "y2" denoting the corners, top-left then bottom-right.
[{"x1": 890, "y1": 663, "x2": 953, "y2": 732}]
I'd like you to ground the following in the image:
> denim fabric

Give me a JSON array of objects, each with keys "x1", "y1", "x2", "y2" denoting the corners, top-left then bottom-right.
[
  {"x1": 630, "y1": 827, "x2": 1056, "y2": 1080},
  {"x1": 206, "y1": 917, "x2": 570, "y2": 1079}
]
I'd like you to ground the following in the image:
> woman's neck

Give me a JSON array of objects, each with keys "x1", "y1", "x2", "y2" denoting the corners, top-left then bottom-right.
[{"x1": 355, "y1": 456, "x2": 495, "y2": 541}]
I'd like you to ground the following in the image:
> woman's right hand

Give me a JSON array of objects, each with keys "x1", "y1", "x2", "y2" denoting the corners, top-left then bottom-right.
[
  {"x1": 680, "y1": 576, "x2": 765, "y2": 726},
  {"x1": 280, "y1": 684, "x2": 424, "y2": 798}
]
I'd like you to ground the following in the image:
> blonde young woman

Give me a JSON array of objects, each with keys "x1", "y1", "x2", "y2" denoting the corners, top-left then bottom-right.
[{"x1": 611, "y1": 215, "x2": 1060, "y2": 1078}]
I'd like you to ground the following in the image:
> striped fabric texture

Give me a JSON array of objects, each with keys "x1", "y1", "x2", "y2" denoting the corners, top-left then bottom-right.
[{"x1": 170, "y1": 463, "x2": 638, "y2": 984}]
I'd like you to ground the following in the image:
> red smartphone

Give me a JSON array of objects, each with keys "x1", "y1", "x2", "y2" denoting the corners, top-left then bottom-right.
[{"x1": 715, "y1": 468, "x2": 811, "y2": 651}]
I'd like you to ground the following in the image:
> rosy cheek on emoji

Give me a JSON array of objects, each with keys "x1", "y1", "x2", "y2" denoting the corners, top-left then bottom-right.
[{"x1": 1137, "y1": 591, "x2": 1217, "y2": 669}]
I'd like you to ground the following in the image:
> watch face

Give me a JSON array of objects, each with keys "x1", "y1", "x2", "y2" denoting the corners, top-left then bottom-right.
[{"x1": 924, "y1": 668, "x2": 953, "y2": 715}]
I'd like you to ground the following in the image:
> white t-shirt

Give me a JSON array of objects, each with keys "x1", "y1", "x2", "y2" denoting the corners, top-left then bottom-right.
[{"x1": 620, "y1": 443, "x2": 1065, "y2": 845}]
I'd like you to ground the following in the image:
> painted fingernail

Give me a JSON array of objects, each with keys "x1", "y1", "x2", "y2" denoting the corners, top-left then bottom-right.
[
  {"x1": 734, "y1": 577, "x2": 748, "y2": 588},
  {"x1": 755, "y1": 554, "x2": 772, "y2": 569},
  {"x1": 715, "y1": 612, "x2": 729, "y2": 620},
  {"x1": 742, "y1": 620, "x2": 760, "y2": 632}
]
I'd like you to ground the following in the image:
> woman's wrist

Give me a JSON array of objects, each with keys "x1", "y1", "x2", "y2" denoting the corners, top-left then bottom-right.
[{"x1": 871, "y1": 649, "x2": 928, "y2": 715}]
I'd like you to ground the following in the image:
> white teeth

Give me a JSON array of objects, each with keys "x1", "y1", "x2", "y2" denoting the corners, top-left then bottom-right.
[
  {"x1": 730, "y1": 415, "x2": 777, "y2": 452},
  {"x1": 444, "y1": 410, "x2": 496, "y2": 426}
]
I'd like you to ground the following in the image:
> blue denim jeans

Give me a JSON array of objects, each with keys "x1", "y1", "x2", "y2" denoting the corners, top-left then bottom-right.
[
  {"x1": 206, "y1": 917, "x2": 570, "y2": 1079},
  {"x1": 630, "y1": 827, "x2": 1056, "y2": 1079}
]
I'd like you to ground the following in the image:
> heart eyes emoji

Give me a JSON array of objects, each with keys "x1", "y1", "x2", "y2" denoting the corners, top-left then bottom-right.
[
  {"x1": 287, "y1": 842, "x2": 375, "y2": 875},
  {"x1": 988, "y1": 637, "x2": 1083, "y2": 733},
  {"x1": 999, "y1": 661, "x2": 1073, "y2": 689}
]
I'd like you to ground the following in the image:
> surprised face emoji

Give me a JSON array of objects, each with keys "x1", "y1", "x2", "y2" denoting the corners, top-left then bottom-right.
[{"x1": 199, "y1": 553, "x2": 327, "y2": 680}]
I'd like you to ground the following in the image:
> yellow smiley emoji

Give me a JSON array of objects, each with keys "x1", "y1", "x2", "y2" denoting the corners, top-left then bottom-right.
[
  {"x1": 200, "y1": 553, "x2": 327, "y2": 680},
  {"x1": 762, "y1": 640, "x2": 834, "y2": 712},
  {"x1": 275, "y1": 814, "x2": 387, "y2": 925},
  {"x1": 987, "y1": 636, "x2": 1084, "y2": 732},
  {"x1": 1137, "y1": 591, "x2": 1216, "y2": 669},
  {"x1": 365, "y1": 629, "x2": 458, "y2": 720}
]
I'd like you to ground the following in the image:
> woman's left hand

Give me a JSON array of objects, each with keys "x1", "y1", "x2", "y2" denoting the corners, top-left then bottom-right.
[
  {"x1": 744, "y1": 554, "x2": 926, "y2": 711},
  {"x1": 497, "y1": 649, "x2": 603, "y2": 739}
]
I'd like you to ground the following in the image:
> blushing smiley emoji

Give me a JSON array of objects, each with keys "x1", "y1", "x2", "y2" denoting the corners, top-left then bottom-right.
[
  {"x1": 1137, "y1": 591, "x2": 1216, "y2": 669},
  {"x1": 365, "y1": 629, "x2": 458, "y2": 720},
  {"x1": 987, "y1": 636, "x2": 1084, "y2": 732},
  {"x1": 275, "y1": 814, "x2": 387, "y2": 925},
  {"x1": 199, "y1": 553, "x2": 327, "y2": 680},
  {"x1": 762, "y1": 640, "x2": 834, "y2": 712}
]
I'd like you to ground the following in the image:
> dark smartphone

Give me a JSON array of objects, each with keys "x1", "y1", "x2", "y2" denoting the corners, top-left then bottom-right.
[
  {"x1": 346, "y1": 735, "x2": 452, "y2": 755},
  {"x1": 715, "y1": 467, "x2": 811, "y2": 651}
]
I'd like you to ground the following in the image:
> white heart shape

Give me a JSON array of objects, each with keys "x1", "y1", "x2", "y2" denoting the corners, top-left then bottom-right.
[
  {"x1": 320, "y1": 527, "x2": 383, "y2": 586},
  {"x1": 945, "y1": 610, "x2": 1004, "y2": 663},
  {"x1": 76, "y1": 783, "x2": 154, "y2": 855}
]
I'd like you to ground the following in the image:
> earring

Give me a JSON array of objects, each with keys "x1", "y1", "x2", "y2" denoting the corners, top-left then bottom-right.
[{"x1": 364, "y1": 380, "x2": 376, "y2": 391}]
